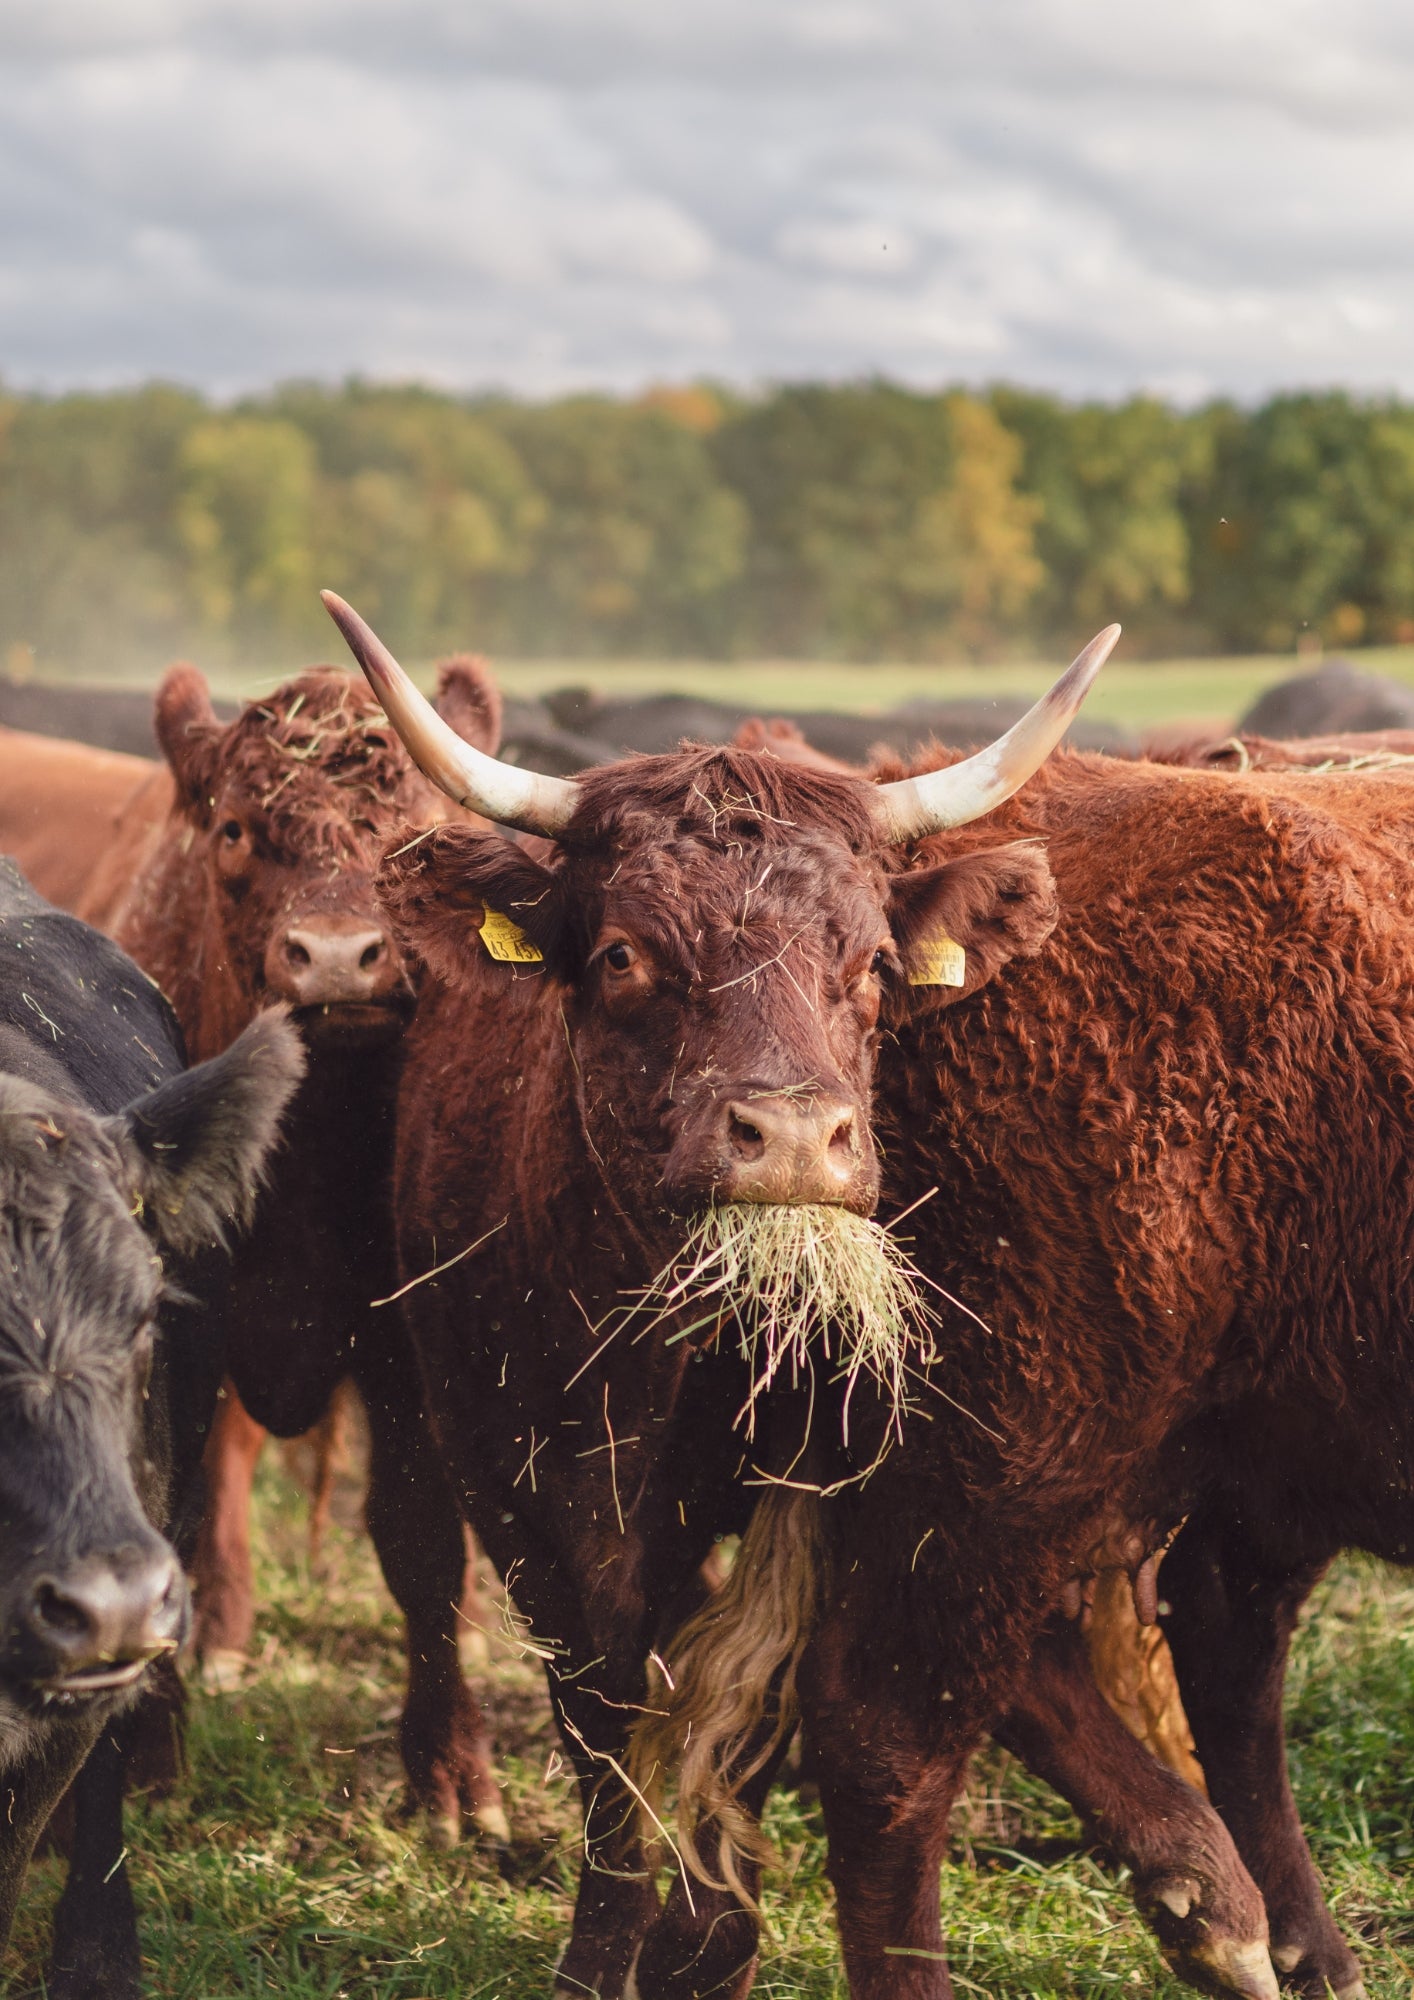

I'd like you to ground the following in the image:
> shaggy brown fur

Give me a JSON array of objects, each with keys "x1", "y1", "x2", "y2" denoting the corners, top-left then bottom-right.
[{"x1": 378, "y1": 742, "x2": 1277, "y2": 2000}]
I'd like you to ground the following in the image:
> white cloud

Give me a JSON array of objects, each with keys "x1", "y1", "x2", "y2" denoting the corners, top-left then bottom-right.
[{"x1": 2, "y1": 1, "x2": 1414, "y2": 397}]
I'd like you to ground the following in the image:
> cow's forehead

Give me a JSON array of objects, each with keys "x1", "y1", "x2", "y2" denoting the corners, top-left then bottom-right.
[
  {"x1": 565, "y1": 745, "x2": 884, "y2": 858},
  {"x1": 213, "y1": 670, "x2": 427, "y2": 836},
  {"x1": 578, "y1": 833, "x2": 888, "y2": 985}
]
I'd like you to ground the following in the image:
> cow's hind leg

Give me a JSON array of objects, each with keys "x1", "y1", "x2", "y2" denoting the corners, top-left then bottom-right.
[
  {"x1": 994, "y1": 1615, "x2": 1277, "y2": 1999},
  {"x1": 1160, "y1": 1510, "x2": 1363, "y2": 2000},
  {"x1": 357, "y1": 1354, "x2": 507, "y2": 1848}
]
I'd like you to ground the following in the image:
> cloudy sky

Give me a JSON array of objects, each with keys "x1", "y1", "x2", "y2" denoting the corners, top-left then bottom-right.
[{"x1": 5, "y1": 1, "x2": 1414, "y2": 402}]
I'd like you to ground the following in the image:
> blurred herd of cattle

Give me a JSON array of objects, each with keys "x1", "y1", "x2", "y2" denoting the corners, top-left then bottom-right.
[{"x1": 9, "y1": 653, "x2": 1414, "y2": 771}]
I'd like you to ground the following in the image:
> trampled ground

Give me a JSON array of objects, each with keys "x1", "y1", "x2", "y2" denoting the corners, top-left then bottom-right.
[{"x1": 7, "y1": 1459, "x2": 1414, "y2": 1999}]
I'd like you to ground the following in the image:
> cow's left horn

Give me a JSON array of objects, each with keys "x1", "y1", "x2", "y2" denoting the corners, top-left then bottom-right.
[
  {"x1": 873, "y1": 624, "x2": 1120, "y2": 842},
  {"x1": 321, "y1": 592, "x2": 579, "y2": 837}
]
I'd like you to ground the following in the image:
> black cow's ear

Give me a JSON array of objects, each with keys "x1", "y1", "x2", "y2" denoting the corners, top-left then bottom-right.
[
  {"x1": 886, "y1": 842, "x2": 1057, "y2": 1011},
  {"x1": 434, "y1": 655, "x2": 503, "y2": 756},
  {"x1": 377, "y1": 823, "x2": 565, "y2": 986},
  {"x1": 155, "y1": 664, "x2": 224, "y2": 821},
  {"x1": 107, "y1": 1011, "x2": 305, "y2": 1257}
]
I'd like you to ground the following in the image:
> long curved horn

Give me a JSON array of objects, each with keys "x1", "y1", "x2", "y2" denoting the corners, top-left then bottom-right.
[
  {"x1": 874, "y1": 624, "x2": 1120, "y2": 842},
  {"x1": 321, "y1": 591, "x2": 579, "y2": 837}
]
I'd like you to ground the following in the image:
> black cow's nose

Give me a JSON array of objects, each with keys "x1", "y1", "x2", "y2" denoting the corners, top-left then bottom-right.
[
  {"x1": 720, "y1": 1093, "x2": 864, "y2": 1206},
  {"x1": 22, "y1": 1552, "x2": 186, "y2": 1685},
  {"x1": 264, "y1": 915, "x2": 401, "y2": 1008}
]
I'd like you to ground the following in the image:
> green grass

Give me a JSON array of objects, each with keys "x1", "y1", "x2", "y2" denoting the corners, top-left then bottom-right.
[
  {"x1": 18, "y1": 643, "x2": 1414, "y2": 736},
  {"x1": 5, "y1": 1466, "x2": 1413, "y2": 1998}
]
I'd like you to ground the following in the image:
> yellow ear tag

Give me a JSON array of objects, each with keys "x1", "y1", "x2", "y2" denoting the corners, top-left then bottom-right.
[
  {"x1": 479, "y1": 907, "x2": 544, "y2": 964},
  {"x1": 909, "y1": 933, "x2": 967, "y2": 988}
]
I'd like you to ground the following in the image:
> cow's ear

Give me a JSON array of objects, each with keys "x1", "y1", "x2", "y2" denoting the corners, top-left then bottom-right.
[
  {"x1": 434, "y1": 655, "x2": 503, "y2": 756},
  {"x1": 107, "y1": 1011, "x2": 305, "y2": 1257},
  {"x1": 154, "y1": 665, "x2": 224, "y2": 821},
  {"x1": 377, "y1": 824, "x2": 565, "y2": 986},
  {"x1": 886, "y1": 842, "x2": 1057, "y2": 1011}
]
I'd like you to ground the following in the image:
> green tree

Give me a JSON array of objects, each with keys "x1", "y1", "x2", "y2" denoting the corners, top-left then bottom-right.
[
  {"x1": 265, "y1": 383, "x2": 543, "y2": 654},
  {"x1": 992, "y1": 390, "x2": 1208, "y2": 651},
  {"x1": 714, "y1": 383, "x2": 1042, "y2": 658},
  {"x1": 1190, "y1": 393, "x2": 1414, "y2": 652},
  {"x1": 175, "y1": 417, "x2": 317, "y2": 638},
  {"x1": 0, "y1": 384, "x2": 203, "y2": 671},
  {"x1": 481, "y1": 395, "x2": 746, "y2": 655}
]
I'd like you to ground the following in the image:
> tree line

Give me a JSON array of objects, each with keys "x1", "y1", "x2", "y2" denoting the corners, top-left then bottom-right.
[{"x1": 4, "y1": 377, "x2": 1414, "y2": 674}]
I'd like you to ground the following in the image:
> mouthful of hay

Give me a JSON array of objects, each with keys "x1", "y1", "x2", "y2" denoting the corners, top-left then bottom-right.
[{"x1": 632, "y1": 1202, "x2": 939, "y2": 1461}]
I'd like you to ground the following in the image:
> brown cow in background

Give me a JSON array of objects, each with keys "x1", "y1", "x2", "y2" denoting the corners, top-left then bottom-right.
[{"x1": 0, "y1": 663, "x2": 509, "y2": 1846}]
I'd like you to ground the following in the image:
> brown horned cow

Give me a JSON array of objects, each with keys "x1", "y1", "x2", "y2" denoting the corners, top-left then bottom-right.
[
  {"x1": 324, "y1": 596, "x2": 1276, "y2": 2000},
  {"x1": 628, "y1": 735, "x2": 1414, "y2": 2000},
  {"x1": 0, "y1": 662, "x2": 510, "y2": 1845}
]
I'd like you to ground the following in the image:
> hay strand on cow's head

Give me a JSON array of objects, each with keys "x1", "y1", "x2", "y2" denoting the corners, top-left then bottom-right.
[{"x1": 631, "y1": 1201, "x2": 938, "y2": 1460}]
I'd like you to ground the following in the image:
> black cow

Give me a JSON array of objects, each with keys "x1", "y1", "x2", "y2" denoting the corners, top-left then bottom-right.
[
  {"x1": 0, "y1": 862, "x2": 302, "y2": 1995},
  {"x1": 1238, "y1": 658, "x2": 1414, "y2": 739}
]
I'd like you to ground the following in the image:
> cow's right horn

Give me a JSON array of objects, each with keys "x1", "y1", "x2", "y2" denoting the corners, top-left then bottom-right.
[{"x1": 321, "y1": 592, "x2": 580, "y2": 838}]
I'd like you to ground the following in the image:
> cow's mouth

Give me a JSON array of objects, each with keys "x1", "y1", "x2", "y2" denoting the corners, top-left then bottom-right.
[
  {"x1": 292, "y1": 998, "x2": 412, "y2": 1045},
  {"x1": 615, "y1": 1202, "x2": 939, "y2": 1466},
  {"x1": 34, "y1": 1657, "x2": 152, "y2": 1700}
]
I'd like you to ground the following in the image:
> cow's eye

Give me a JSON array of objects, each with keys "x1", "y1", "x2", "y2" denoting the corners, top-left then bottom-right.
[
  {"x1": 871, "y1": 948, "x2": 889, "y2": 975},
  {"x1": 604, "y1": 941, "x2": 637, "y2": 973},
  {"x1": 221, "y1": 819, "x2": 244, "y2": 845}
]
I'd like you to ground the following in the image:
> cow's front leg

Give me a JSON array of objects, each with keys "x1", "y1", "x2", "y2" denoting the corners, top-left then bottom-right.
[
  {"x1": 47, "y1": 1721, "x2": 140, "y2": 2000},
  {"x1": 357, "y1": 1336, "x2": 506, "y2": 1848},
  {"x1": 628, "y1": 1713, "x2": 795, "y2": 2000},
  {"x1": 1161, "y1": 1510, "x2": 1362, "y2": 2000},
  {"x1": 995, "y1": 1614, "x2": 1277, "y2": 1999}
]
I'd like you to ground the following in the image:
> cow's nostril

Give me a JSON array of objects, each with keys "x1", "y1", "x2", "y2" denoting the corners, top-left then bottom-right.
[
  {"x1": 728, "y1": 1111, "x2": 765, "y2": 1161},
  {"x1": 359, "y1": 939, "x2": 384, "y2": 971},
  {"x1": 286, "y1": 939, "x2": 311, "y2": 969},
  {"x1": 828, "y1": 1114, "x2": 855, "y2": 1155},
  {"x1": 32, "y1": 1582, "x2": 90, "y2": 1642}
]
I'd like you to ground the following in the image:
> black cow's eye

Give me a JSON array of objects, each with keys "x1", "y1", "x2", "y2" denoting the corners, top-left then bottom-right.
[
  {"x1": 221, "y1": 819, "x2": 244, "y2": 844},
  {"x1": 871, "y1": 948, "x2": 889, "y2": 975},
  {"x1": 605, "y1": 941, "x2": 636, "y2": 973}
]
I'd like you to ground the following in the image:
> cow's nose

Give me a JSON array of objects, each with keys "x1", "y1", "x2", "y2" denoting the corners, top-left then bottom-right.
[
  {"x1": 719, "y1": 1094, "x2": 865, "y2": 1206},
  {"x1": 22, "y1": 1552, "x2": 187, "y2": 1685},
  {"x1": 265, "y1": 917, "x2": 400, "y2": 1007}
]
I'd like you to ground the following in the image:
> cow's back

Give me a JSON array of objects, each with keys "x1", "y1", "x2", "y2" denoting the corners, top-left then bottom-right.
[{"x1": 0, "y1": 727, "x2": 171, "y2": 920}]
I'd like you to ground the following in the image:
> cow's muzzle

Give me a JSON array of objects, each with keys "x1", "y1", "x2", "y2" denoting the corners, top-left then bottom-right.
[
  {"x1": 264, "y1": 913, "x2": 413, "y2": 1037},
  {"x1": 14, "y1": 1547, "x2": 188, "y2": 1699},
  {"x1": 697, "y1": 1090, "x2": 878, "y2": 1212}
]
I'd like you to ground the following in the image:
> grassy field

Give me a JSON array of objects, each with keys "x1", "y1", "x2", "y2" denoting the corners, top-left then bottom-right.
[
  {"x1": 6, "y1": 1459, "x2": 1413, "y2": 1999},
  {"x1": 20, "y1": 642, "x2": 1414, "y2": 737}
]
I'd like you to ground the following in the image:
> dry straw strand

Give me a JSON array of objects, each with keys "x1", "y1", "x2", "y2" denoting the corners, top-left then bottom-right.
[{"x1": 629, "y1": 1202, "x2": 940, "y2": 1460}]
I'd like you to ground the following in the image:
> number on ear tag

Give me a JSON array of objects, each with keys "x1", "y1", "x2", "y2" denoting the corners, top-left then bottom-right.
[
  {"x1": 908, "y1": 933, "x2": 966, "y2": 987},
  {"x1": 479, "y1": 907, "x2": 544, "y2": 964}
]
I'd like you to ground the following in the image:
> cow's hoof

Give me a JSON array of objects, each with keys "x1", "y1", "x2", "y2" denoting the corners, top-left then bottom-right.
[
  {"x1": 1173, "y1": 1934, "x2": 1280, "y2": 2000},
  {"x1": 552, "y1": 1941, "x2": 634, "y2": 1997},
  {"x1": 196, "y1": 1647, "x2": 248, "y2": 1693},
  {"x1": 475, "y1": 1799, "x2": 512, "y2": 1844},
  {"x1": 425, "y1": 1805, "x2": 462, "y2": 1850},
  {"x1": 1269, "y1": 1935, "x2": 1366, "y2": 1997}
]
